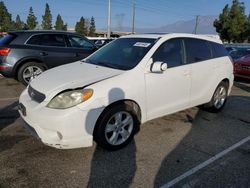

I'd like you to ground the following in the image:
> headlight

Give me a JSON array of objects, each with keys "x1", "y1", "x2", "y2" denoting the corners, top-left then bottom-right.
[{"x1": 47, "y1": 89, "x2": 93, "y2": 109}]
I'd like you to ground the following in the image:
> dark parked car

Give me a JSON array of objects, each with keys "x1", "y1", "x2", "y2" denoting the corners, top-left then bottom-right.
[
  {"x1": 0, "y1": 30, "x2": 97, "y2": 85},
  {"x1": 0, "y1": 32, "x2": 7, "y2": 39},
  {"x1": 233, "y1": 55, "x2": 250, "y2": 80},
  {"x1": 226, "y1": 47, "x2": 250, "y2": 61},
  {"x1": 95, "y1": 38, "x2": 114, "y2": 48},
  {"x1": 88, "y1": 37, "x2": 114, "y2": 48}
]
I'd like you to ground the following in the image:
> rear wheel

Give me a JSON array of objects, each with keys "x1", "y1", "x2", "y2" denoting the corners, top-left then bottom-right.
[
  {"x1": 203, "y1": 81, "x2": 228, "y2": 113},
  {"x1": 17, "y1": 62, "x2": 45, "y2": 86},
  {"x1": 94, "y1": 103, "x2": 140, "y2": 151}
]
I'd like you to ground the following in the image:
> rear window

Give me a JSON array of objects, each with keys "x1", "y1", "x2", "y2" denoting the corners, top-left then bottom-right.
[
  {"x1": 211, "y1": 42, "x2": 228, "y2": 58},
  {"x1": 26, "y1": 34, "x2": 66, "y2": 47},
  {"x1": 0, "y1": 34, "x2": 16, "y2": 45},
  {"x1": 185, "y1": 38, "x2": 212, "y2": 64}
]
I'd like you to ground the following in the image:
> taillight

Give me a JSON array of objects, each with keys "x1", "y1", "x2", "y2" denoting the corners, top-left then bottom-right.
[
  {"x1": 0, "y1": 48, "x2": 10, "y2": 56},
  {"x1": 0, "y1": 65, "x2": 8, "y2": 69}
]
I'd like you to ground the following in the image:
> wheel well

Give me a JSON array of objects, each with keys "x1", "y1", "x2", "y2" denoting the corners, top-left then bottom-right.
[
  {"x1": 221, "y1": 78, "x2": 229, "y2": 88},
  {"x1": 14, "y1": 59, "x2": 46, "y2": 79},
  {"x1": 93, "y1": 99, "x2": 142, "y2": 136}
]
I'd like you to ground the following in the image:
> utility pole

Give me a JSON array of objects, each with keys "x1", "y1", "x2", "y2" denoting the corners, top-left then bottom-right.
[
  {"x1": 107, "y1": 0, "x2": 111, "y2": 38},
  {"x1": 132, "y1": 0, "x2": 135, "y2": 33},
  {"x1": 194, "y1": 15, "x2": 199, "y2": 34}
]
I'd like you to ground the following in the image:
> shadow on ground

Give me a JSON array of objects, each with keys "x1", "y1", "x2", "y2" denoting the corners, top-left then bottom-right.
[
  {"x1": 154, "y1": 96, "x2": 250, "y2": 187},
  {"x1": 0, "y1": 101, "x2": 20, "y2": 131}
]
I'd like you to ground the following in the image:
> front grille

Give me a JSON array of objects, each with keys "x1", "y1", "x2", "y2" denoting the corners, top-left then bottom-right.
[
  {"x1": 241, "y1": 65, "x2": 250, "y2": 70},
  {"x1": 28, "y1": 86, "x2": 46, "y2": 103}
]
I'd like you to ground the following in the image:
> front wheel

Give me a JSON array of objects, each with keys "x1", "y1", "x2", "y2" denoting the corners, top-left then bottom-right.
[
  {"x1": 203, "y1": 81, "x2": 228, "y2": 113},
  {"x1": 17, "y1": 62, "x2": 45, "y2": 86},
  {"x1": 94, "y1": 103, "x2": 140, "y2": 151}
]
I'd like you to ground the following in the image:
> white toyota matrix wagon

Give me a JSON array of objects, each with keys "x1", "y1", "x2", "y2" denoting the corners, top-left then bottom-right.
[{"x1": 19, "y1": 33, "x2": 234, "y2": 150}]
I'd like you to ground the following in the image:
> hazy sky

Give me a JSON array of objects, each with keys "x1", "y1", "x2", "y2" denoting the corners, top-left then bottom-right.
[{"x1": 3, "y1": 0, "x2": 250, "y2": 30}]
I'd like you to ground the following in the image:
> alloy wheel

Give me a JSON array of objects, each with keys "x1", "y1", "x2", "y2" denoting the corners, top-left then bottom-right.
[
  {"x1": 213, "y1": 86, "x2": 227, "y2": 109},
  {"x1": 23, "y1": 66, "x2": 43, "y2": 84},
  {"x1": 105, "y1": 111, "x2": 134, "y2": 146}
]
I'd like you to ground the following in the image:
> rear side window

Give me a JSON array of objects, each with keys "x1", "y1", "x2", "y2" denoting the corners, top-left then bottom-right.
[
  {"x1": 211, "y1": 42, "x2": 228, "y2": 58},
  {"x1": 68, "y1": 35, "x2": 94, "y2": 49},
  {"x1": 185, "y1": 38, "x2": 211, "y2": 64},
  {"x1": 26, "y1": 34, "x2": 66, "y2": 47},
  {"x1": 0, "y1": 34, "x2": 16, "y2": 45},
  {"x1": 152, "y1": 38, "x2": 184, "y2": 68}
]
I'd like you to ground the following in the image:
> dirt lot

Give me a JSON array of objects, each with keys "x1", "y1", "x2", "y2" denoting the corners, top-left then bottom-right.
[{"x1": 0, "y1": 77, "x2": 249, "y2": 188}]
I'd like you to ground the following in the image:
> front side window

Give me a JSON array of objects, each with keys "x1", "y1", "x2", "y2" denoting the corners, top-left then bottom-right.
[
  {"x1": 85, "y1": 38, "x2": 156, "y2": 70},
  {"x1": 68, "y1": 35, "x2": 94, "y2": 49},
  {"x1": 152, "y1": 38, "x2": 184, "y2": 68},
  {"x1": 26, "y1": 34, "x2": 66, "y2": 47},
  {"x1": 185, "y1": 38, "x2": 212, "y2": 64}
]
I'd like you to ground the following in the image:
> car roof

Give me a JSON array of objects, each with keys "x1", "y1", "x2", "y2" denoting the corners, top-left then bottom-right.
[
  {"x1": 121, "y1": 33, "x2": 222, "y2": 44},
  {"x1": 9, "y1": 30, "x2": 76, "y2": 35},
  {"x1": 5, "y1": 30, "x2": 94, "y2": 46}
]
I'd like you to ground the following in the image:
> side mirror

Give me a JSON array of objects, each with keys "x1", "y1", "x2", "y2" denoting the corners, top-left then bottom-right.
[{"x1": 151, "y1": 61, "x2": 168, "y2": 73}]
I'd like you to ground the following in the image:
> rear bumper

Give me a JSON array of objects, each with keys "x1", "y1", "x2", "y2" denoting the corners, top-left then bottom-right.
[{"x1": 0, "y1": 63, "x2": 14, "y2": 77}]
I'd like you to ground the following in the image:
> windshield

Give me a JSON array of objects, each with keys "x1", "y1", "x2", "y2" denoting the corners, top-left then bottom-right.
[{"x1": 85, "y1": 38, "x2": 156, "y2": 70}]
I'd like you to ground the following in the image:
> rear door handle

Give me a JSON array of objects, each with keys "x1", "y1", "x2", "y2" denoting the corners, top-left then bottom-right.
[{"x1": 40, "y1": 52, "x2": 48, "y2": 56}]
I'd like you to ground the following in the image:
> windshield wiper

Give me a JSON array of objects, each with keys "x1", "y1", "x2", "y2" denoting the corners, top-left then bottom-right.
[
  {"x1": 96, "y1": 61, "x2": 120, "y2": 69},
  {"x1": 85, "y1": 59, "x2": 127, "y2": 70}
]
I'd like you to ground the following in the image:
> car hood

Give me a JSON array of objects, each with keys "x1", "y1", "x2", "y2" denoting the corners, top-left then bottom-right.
[{"x1": 30, "y1": 61, "x2": 124, "y2": 97}]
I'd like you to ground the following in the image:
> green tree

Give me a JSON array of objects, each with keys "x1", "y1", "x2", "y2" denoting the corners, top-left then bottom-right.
[
  {"x1": 26, "y1": 7, "x2": 38, "y2": 30},
  {"x1": 85, "y1": 18, "x2": 90, "y2": 35},
  {"x1": 14, "y1": 15, "x2": 25, "y2": 30},
  {"x1": 0, "y1": 1, "x2": 13, "y2": 31},
  {"x1": 42, "y1": 3, "x2": 52, "y2": 30},
  {"x1": 214, "y1": 5, "x2": 231, "y2": 42},
  {"x1": 247, "y1": 15, "x2": 250, "y2": 42},
  {"x1": 88, "y1": 16, "x2": 96, "y2": 36},
  {"x1": 75, "y1": 17, "x2": 87, "y2": 35},
  {"x1": 54, "y1": 14, "x2": 67, "y2": 30},
  {"x1": 214, "y1": 0, "x2": 248, "y2": 42},
  {"x1": 228, "y1": 0, "x2": 248, "y2": 42}
]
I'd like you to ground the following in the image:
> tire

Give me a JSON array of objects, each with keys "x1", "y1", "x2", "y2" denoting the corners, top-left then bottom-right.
[
  {"x1": 203, "y1": 81, "x2": 228, "y2": 113},
  {"x1": 94, "y1": 103, "x2": 140, "y2": 151},
  {"x1": 17, "y1": 62, "x2": 45, "y2": 86}
]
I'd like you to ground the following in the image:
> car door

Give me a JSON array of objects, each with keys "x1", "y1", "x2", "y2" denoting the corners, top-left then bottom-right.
[
  {"x1": 183, "y1": 38, "x2": 216, "y2": 106},
  {"x1": 145, "y1": 38, "x2": 191, "y2": 120},
  {"x1": 66, "y1": 35, "x2": 96, "y2": 61},
  {"x1": 26, "y1": 33, "x2": 79, "y2": 68}
]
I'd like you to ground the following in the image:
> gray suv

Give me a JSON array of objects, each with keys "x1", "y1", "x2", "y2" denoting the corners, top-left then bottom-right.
[{"x1": 0, "y1": 30, "x2": 97, "y2": 85}]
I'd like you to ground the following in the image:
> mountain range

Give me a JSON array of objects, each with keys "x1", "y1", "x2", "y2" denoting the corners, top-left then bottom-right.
[{"x1": 110, "y1": 16, "x2": 218, "y2": 34}]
